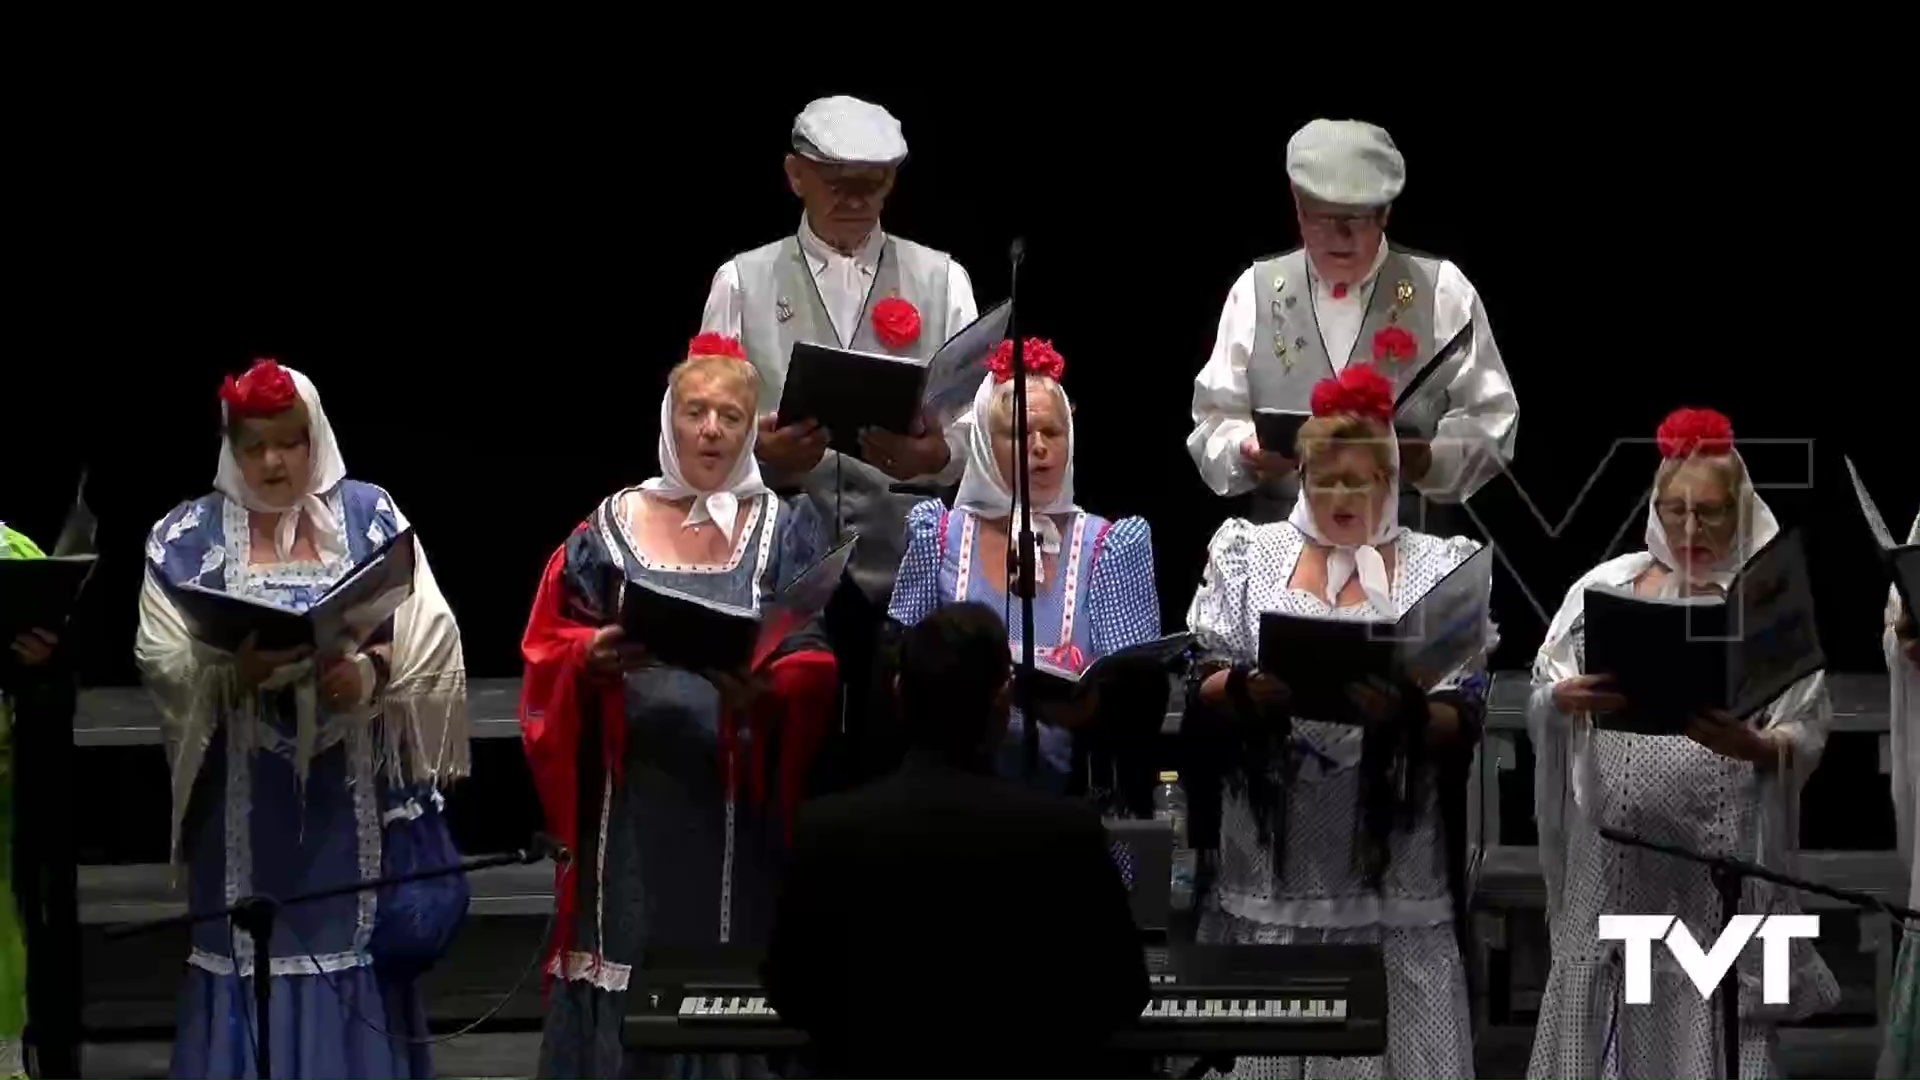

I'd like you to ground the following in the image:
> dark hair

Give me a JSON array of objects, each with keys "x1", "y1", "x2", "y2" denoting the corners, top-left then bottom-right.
[{"x1": 897, "y1": 602, "x2": 1010, "y2": 756}]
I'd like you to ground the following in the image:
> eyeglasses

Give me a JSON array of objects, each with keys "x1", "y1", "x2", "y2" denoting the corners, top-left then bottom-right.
[
  {"x1": 1655, "y1": 499, "x2": 1734, "y2": 528},
  {"x1": 1298, "y1": 209, "x2": 1384, "y2": 234}
]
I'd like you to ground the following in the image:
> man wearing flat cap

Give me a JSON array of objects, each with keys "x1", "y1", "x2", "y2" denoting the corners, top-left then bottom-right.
[
  {"x1": 701, "y1": 94, "x2": 979, "y2": 784},
  {"x1": 1188, "y1": 118, "x2": 1519, "y2": 528}
]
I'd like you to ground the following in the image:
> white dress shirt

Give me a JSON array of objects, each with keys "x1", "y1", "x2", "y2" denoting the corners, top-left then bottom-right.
[
  {"x1": 1187, "y1": 242, "x2": 1518, "y2": 503},
  {"x1": 701, "y1": 216, "x2": 978, "y2": 485}
]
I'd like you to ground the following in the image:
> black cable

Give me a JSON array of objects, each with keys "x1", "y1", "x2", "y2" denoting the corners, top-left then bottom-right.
[{"x1": 226, "y1": 920, "x2": 263, "y2": 1075}]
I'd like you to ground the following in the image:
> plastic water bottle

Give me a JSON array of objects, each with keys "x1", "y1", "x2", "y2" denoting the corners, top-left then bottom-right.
[{"x1": 1154, "y1": 770, "x2": 1196, "y2": 911}]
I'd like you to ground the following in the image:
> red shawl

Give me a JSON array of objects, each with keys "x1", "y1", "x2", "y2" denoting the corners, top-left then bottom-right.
[{"x1": 518, "y1": 525, "x2": 839, "y2": 977}]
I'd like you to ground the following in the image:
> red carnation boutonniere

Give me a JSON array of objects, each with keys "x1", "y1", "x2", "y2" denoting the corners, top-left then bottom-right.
[
  {"x1": 1371, "y1": 325, "x2": 1418, "y2": 365},
  {"x1": 870, "y1": 296, "x2": 922, "y2": 350}
]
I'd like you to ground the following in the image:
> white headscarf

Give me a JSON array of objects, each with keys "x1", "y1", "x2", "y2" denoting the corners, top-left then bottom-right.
[
  {"x1": 1287, "y1": 420, "x2": 1404, "y2": 615},
  {"x1": 952, "y1": 367, "x2": 1078, "y2": 556},
  {"x1": 214, "y1": 364, "x2": 348, "y2": 564},
  {"x1": 637, "y1": 371, "x2": 770, "y2": 541},
  {"x1": 1641, "y1": 448, "x2": 1779, "y2": 597}
]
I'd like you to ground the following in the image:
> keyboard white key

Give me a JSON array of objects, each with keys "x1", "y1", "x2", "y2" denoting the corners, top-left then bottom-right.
[{"x1": 1140, "y1": 997, "x2": 1350, "y2": 1023}]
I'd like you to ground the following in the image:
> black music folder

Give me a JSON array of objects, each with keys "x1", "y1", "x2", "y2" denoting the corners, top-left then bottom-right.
[
  {"x1": 777, "y1": 344, "x2": 928, "y2": 458},
  {"x1": 1028, "y1": 632, "x2": 1196, "y2": 705},
  {"x1": 620, "y1": 536, "x2": 856, "y2": 673},
  {"x1": 1256, "y1": 543, "x2": 1493, "y2": 724},
  {"x1": 172, "y1": 529, "x2": 417, "y2": 654},
  {"x1": 1583, "y1": 529, "x2": 1825, "y2": 735},
  {"x1": 1843, "y1": 456, "x2": 1920, "y2": 616},
  {"x1": 1254, "y1": 410, "x2": 1310, "y2": 458},
  {"x1": 0, "y1": 556, "x2": 98, "y2": 644}
]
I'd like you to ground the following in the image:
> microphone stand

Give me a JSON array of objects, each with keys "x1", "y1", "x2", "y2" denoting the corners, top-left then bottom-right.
[
  {"x1": 104, "y1": 838, "x2": 569, "y2": 1080},
  {"x1": 1600, "y1": 826, "x2": 1919, "y2": 1080},
  {"x1": 1005, "y1": 237, "x2": 1039, "y2": 779}
]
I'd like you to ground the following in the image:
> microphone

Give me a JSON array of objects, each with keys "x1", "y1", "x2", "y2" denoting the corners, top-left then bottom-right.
[
  {"x1": 1009, "y1": 237, "x2": 1026, "y2": 267},
  {"x1": 525, "y1": 833, "x2": 573, "y2": 867}
]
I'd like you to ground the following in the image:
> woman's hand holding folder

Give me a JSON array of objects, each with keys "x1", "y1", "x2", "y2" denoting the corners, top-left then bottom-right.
[
  {"x1": 584, "y1": 625, "x2": 650, "y2": 682},
  {"x1": 1550, "y1": 673, "x2": 1627, "y2": 717},
  {"x1": 235, "y1": 632, "x2": 312, "y2": 691},
  {"x1": 1685, "y1": 708, "x2": 1782, "y2": 766},
  {"x1": 8, "y1": 628, "x2": 57, "y2": 667}
]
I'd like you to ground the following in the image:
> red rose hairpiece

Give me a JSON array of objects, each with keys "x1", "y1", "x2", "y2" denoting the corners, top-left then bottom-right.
[
  {"x1": 1309, "y1": 362, "x2": 1394, "y2": 423},
  {"x1": 686, "y1": 332, "x2": 747, "y2": 361},
  {"x1": 985, "y1": 338, "x2": 1066, "y2": 383},
  {"x1": 218, "y1": 358, "x2": 300, "y2": 418},
  {"x1": 1656, "y1": 407, "x2": 1734, "y2": 458}
]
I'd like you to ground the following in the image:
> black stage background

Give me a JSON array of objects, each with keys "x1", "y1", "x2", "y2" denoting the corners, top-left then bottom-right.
[{"x1": 4, "y1": 77, "x2": 1909, "y2": 821}]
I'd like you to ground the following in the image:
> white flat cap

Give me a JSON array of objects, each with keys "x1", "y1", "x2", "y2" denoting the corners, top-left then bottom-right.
[
  {"x1": 1285, "y1": 119, "x2": 1405, "y2": 207},
  {"x1": 791, "y1": 95, "x2": 908, "y2": 167}
]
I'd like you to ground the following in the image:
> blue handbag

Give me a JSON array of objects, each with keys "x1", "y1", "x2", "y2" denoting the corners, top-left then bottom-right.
[{"x1": 370, "y1": 786, "x2": 470, "y2": 978}]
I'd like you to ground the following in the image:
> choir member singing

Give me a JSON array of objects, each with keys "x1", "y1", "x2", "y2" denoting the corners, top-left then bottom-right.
[
  {"x1": 764, "y1": 601, "x2": 1149, "y2": 1077},
  {"x1": 699, "y1": 93, "x2": 979, "y2": 787},
  {"x1": 134, "y1": 359, "x2": 470, "y2": 1079},
  {"x1": 1526, "y1": 408, "x2": 1837, "y2": 1078},
  {"x1": 1184, "y1": 362, "x2": 1492, "y2": 1079},
  {"x1": 519, "y1": 334, "x2": 837, "y2": 1079},
  {"x1": 1879, "y1": 509, "x2": 1919, "y2": 1077},
  {"x1": 0, "y1": 522, "x2": 52, "y2": 1079},
  {"x1": 887, "y1": 339, "x2": 1161, "y2": 792},
  {"x1": 1188, "y1": 118, "x2": 1518, "y2": 530}
]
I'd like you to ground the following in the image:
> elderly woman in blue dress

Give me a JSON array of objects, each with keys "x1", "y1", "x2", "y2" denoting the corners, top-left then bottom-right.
[
  {"x1": 134, "y1": 359, "x2": 468, "y2": 1078},
  {"x1": 1184, "y1": 362, "x2": 1493, "y2": 1079},
  {"x1": 887, "y1": 338, "x2": 1161, "y2": 792}
]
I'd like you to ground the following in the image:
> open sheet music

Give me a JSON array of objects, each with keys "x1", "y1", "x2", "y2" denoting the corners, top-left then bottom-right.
[
  {"x1": 1583, "y1": 529, "x2": 1826, "y2": 735},
  {"x1": 1843, "y1": 455, "x2": 1920, "y2": 615},
  {"x1": 921, "y1": 300, "x2": 1012, "y2": 420},
  {"x1": 1256, "y1": 544, "x2": 1493, "y2": 725},
  {"x1": 1028, "y1": 632, "x2": 1196, "y2": 706},
  {"x1": 1392, "y1": 323, "x2": 1471, "y2": 442},
  {"x1": 620, "y1": 536, "x2": 856, "y2": 674},
  {"x1": 0, "y1": 555, "x2": 98, "y2": 644},
  {"x1": 172, "y1": 529, "x2": 418, "y2": 654}
]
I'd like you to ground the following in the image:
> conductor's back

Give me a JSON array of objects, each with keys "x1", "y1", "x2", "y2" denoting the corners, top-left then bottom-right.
[{"x1": 763, "y1": 602, "x2": 1149, "y2": 1077}]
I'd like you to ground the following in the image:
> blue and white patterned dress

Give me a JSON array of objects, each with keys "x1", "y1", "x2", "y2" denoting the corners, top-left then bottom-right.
[
  {"x1": 888, "y1": 499, "x2": 1161, "y2": 788},
  {"x1": 143, "y1": 480, "x2": 430, "y2": 1079},
  {"x1": 1186, "y1": 519, "x2": 1492, "y2": 1080}
]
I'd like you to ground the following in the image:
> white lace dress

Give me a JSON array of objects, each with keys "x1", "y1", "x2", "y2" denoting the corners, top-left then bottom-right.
[
  {"x1": 1526, "y1": 553, "x2": 1838, "y2": 1079},
  {"x1": 1186, "y1": 519, "x2": 1493, "y2": 1080}
]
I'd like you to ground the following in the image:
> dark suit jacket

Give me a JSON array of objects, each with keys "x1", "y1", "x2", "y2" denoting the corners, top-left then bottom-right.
[{"x1": 763, "y1": 753, "x2": 1150, "y2": 1077}]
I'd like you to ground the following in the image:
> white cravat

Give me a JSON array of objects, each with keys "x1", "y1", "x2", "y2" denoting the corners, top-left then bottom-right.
[
  {"x1": 1305, "y1": 242, "x2": 1392, "y2": 371},
  {"x1": 796, "y1": 216, "x2": 884, "y2": 346}
]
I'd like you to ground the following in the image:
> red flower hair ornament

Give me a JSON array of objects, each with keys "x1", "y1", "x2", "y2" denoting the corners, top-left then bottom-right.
[
  {"x1": 870, "y1": 296, "x2": 921, "y2": 350},
  {"x1": 219, "y1": 358, "x2": 300, "y2": 418},
  {"x1": 985, "y1": 338, "x2": 1066, "y2": 383},
  {"x1": 686, "y1": 332, "x2": 747, "y2": 361},
  {"x1": 1656, "y1": 407, "x2": 1735, "y2": 459},
  {"x1": 1309, "y1": 362, "x2": 1395, "y2": 423}
]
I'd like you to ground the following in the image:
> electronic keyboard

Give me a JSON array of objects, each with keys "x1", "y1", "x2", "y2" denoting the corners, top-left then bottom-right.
[{"x1": 626, "y1": 942, "x2": 1385, "y2": 1058}]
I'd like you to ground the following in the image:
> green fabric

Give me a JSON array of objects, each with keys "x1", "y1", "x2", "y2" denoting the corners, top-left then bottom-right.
[
  {"x1": 1884, "y1": 925, "x2": 1920, "y2": 1077},
  {"x1": 0, "y1": 524, "x2": 34, "y2": 1057}
]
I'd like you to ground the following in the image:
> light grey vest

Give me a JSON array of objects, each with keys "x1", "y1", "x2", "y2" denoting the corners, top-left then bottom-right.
[
  {"x1": 1244, "y1": 246, "x2": 1457, "y2": 528},
  {"x1": 734, "y1": 233, "x2": 954, "y2": 604}
]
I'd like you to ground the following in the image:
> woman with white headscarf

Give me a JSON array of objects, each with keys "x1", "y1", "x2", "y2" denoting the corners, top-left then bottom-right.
[
  {"x1": 887, "y1": 338, "x2": 1161, "y2": 790},
  {"x1": 1879, "y1": 510, "x2": 1920, "y2": 1077},
  {"x1": 1525, "y1": 407, "x2": 1838, "y2": 1079},
  {"x1": 519, "y1": 333, "x2": 835, "y2": 1079},
  {"x1": 1182, "y1": 362, "x2": 1492, "y2": 1080},
  {"x1": 134, "y1": 358, "x2": 468, "y2": 1079}
]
